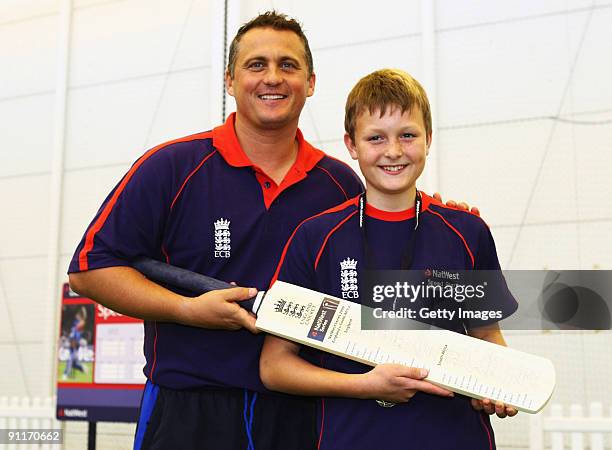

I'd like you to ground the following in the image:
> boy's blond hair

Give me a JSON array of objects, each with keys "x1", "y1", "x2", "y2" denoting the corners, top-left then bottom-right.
[{"x1": 344, "y1": 69, "x2": 432, "y2": 141}]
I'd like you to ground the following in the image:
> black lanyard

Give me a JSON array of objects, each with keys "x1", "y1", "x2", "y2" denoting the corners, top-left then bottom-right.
[{"x1": 358, "y1": 191, "x2": 422, "y2": 270}]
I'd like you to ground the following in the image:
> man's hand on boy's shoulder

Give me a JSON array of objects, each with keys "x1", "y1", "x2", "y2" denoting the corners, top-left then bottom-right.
[
  {"x1": 470, "y1": 398, "x2": 518, "y2": 418},
  {"x1": 433, "y1": 192, "x2": 481, "y2": 216}
]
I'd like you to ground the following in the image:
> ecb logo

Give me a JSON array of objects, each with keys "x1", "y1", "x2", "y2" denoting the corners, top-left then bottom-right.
[
  {"x1": 214, "y1": 218, "x2": 231, "y2": 258},
  {"x1": 340, "y1": 257, "x2": 359, "y2": 299}
]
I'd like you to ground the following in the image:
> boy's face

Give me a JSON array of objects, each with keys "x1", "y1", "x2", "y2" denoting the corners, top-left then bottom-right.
[
  {"x1": 225, "y1": 27, "x2": 315, "y2": 131},
  {"x1": 345, "y1": 106, "x2": 431, "y2": 208}
]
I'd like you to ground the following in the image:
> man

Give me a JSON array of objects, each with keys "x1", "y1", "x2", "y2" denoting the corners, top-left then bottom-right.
[
  {"x1": 68, "y1": 11, "x2": 473, "y2": 450},
  {"x1": 69, "y1": 11, "x2": 362, "y2": 450}
]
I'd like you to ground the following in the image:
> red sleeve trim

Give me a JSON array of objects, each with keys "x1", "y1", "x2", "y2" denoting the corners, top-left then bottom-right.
[
  {"x1": 314, "y1": 210, "x2": 358, "y2": 270},
  {"x1": 77, "y1": 132, "x2": 212, "y2": 271},
  {"x1": 150, "y1": 321, "x2": 159, "y2": 383},
  {"x1": 269, "y1": 197, "x2": 359, "y2": 288},
  {"x1": 170, "y1": 150, "x2": 217, "y2": 210},
  {"x1": 426, "y1": 209, "x2": 475, "y2": 268},
  {"x1": 315, "y1": 164, "x2": 349, "y2": 200}
]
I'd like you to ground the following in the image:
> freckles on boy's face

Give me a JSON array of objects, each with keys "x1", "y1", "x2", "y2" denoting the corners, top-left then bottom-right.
[{"x1": 346, "y1": 107, "x2": 430, "y2": 204}]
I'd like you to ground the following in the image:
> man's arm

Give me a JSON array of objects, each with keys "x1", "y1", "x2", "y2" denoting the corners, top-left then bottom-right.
[
  {"x1": 67, "y1": 142, "x2": 260, "y2": 331},
  {"x1": 69, "y1": 267, "x2": 258, "y2": 333},
  {"x1": 260, "y1": 335, "x2": 454, "y2": 403}
]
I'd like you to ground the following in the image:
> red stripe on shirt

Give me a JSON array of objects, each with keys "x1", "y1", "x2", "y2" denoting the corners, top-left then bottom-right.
[
  {"x1": 426, "y1": 209, "x2": 475, "y2": 268},
  {"x1": 315, "y1": 164, "x2": 349, "y2": 200},
  {"x1": 317, "y1": 397, "x2": 326, "y2": 450},
  {"x1": 151, "y1": 248, "x2": 171, "y2": 381},
  {"x1": 161, "y1": 246, "x2": 170, "y2": 264},
  {"x1": 317, "y1": 353, "x2": 327, "y2": 450},
  {"x1": 150, "y1": 321, "x2": 159, "y2": 383},
  {"x1": 314, "y1": 211, "x2": 358, "y2": 270},
  {"x1": 170, "y1": 150, "x2": 217, "y2": 210},
  {"x1": 77, "y1": 132, "x2": 212, "y2": 271},
  {"x1": 269, "y1": 198, "x2": 359, "y2": 288},
  {"x1": 479, "y1": 412, "x2": 493, "y2": 450}
]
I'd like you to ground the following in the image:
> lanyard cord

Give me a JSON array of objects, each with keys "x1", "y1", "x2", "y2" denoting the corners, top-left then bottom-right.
[{"x1": 358, "y1": 190, "x2": 422, "y2": 270}]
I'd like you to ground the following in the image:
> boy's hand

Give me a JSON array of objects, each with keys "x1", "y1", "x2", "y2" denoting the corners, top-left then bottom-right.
[
  {"x1": 433, "y1": 192, "x2": 480, "y2": 216},
  {"x1": 470, "y1": 398, "x2": 518, "y2": 418},
  {"x1": 360, "y1": 365, "x2": 454, "y2": 403}
]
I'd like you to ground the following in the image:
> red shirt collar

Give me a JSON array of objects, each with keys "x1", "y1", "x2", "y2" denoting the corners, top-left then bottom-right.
[
  {"x1": 365, "y1": 191, "x2": 432, "y2": 221},
  {"x1": 211, "y1": 113, "x2": 324, "y2": 173}
]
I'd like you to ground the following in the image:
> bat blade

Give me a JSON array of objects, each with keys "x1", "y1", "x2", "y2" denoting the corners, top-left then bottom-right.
[
  {"x1": 132, "y1": 258, "x2": 555, "y2": 413},
  {"x1": 258, "y1": 281, "x2": 555, "y2": 414}
]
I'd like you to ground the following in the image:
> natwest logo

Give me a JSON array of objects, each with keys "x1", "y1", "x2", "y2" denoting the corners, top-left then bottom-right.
[
  {"x1": 97, "y1": 304, "x2": 123, "y2": 320},
  {"x1": 60, "y1": 408, "x2": 88, "y2": 418},
  {"x1": 431, "y1": 269, "x2": 460, "y2": 281}
]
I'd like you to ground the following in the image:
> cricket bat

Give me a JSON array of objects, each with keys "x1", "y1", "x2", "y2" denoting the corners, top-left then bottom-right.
[{"x1": 133, "y1": 258, "x2": 555, "y2": 413}]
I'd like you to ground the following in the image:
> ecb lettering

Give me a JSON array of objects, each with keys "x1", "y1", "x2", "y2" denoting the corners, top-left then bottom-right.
[
  {"x1": 214, "y1": 251, "x2": 230, "y2": 258},
  {"x1": 342, "y1": 291, "x2": 359, "y2": 299}
]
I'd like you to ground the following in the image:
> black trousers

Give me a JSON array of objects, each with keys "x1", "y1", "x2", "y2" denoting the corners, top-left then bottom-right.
[{"x1": 137, "y1": 384, "x2": 317, "y2": 450}]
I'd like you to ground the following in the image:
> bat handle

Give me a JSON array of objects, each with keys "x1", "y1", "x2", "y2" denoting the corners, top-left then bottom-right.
[{"x1": 132, "y1": 257, "x2": 257, "y2": 313}]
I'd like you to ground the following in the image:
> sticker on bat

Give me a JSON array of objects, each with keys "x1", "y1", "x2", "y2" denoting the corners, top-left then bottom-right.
[{"x1": 307, "y1": 298, "x2": 340, "y2": 342}]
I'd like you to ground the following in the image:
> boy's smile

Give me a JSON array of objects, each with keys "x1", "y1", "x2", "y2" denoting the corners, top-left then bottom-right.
[
  {"x1": 345, "y1": 106, "x2": 431, "y2": 211},
  {"x1": 380, "y1": 164, "x2": 407, "y2": 173}
]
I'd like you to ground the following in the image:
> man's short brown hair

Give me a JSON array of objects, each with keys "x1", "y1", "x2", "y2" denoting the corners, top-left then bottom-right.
[
  {"x1": 344, "y1": 69, "x2": 432, "y2": 141},
  {"x1": 226, "y1": 11, "x2": 313, "y2": 78}
]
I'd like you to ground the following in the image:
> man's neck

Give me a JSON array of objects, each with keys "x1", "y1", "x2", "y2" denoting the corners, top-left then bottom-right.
[{"x1": 234, "y1": 115, "x2": 299, "y2": 185}]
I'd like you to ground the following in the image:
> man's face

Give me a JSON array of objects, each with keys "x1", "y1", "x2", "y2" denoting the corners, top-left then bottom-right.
[
  {"x1": 345, "y1": 106, "x2": 431, "y2": 207},
  {"x1": 226, "y1": 27, "x2": 315, "y2": 131}
]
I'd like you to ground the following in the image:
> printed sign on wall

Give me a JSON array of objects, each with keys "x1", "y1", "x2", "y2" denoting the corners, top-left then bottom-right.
[{"x1": 56, "y1": 284, "x2": 145, "y2": 422}]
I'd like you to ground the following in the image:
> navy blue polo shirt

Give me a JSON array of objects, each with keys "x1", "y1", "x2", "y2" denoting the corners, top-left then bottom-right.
[
  {"x1": 68, "y1": 113, "x2": 363, "y2": 392},
  {"x1": 274, "y1": 192, "x2": 518, "y2": 450}
]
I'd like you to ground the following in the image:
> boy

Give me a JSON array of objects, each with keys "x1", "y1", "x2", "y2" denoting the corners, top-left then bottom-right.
[{"x1": 260, "y1": 69, "x2": 518, "y2": 450}]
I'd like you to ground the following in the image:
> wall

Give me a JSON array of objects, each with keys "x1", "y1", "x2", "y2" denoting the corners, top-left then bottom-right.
[{"x1": 1, "y1": 1, "x2": 610, "y2": 448}]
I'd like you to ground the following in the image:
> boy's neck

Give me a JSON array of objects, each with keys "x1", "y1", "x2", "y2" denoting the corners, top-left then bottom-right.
[
  {"x1": 234, "y1": 115, "x2": 299, "y2": 185},
  {"x1": 366, "y1": 186, "x2": 417, "y2": 212}
]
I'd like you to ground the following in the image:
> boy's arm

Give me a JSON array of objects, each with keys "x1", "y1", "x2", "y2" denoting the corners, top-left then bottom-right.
[
  {"x1": 467, "y1": 323, "x2": 517, "y2": 418},
  {"x1": 463, "y1": 213, "x2": 519, "y2": 418},
  {"x1": 260, "y1": 335, "x2": 454, "y2": 403},
  {"x1": 467, "y1": 322, "x2": 507, "y2": 345}
]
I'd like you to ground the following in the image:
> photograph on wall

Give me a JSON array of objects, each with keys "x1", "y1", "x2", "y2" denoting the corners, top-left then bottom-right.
[{"x1": 58, "y1": 303, "x2": 95, "y2": 383}]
